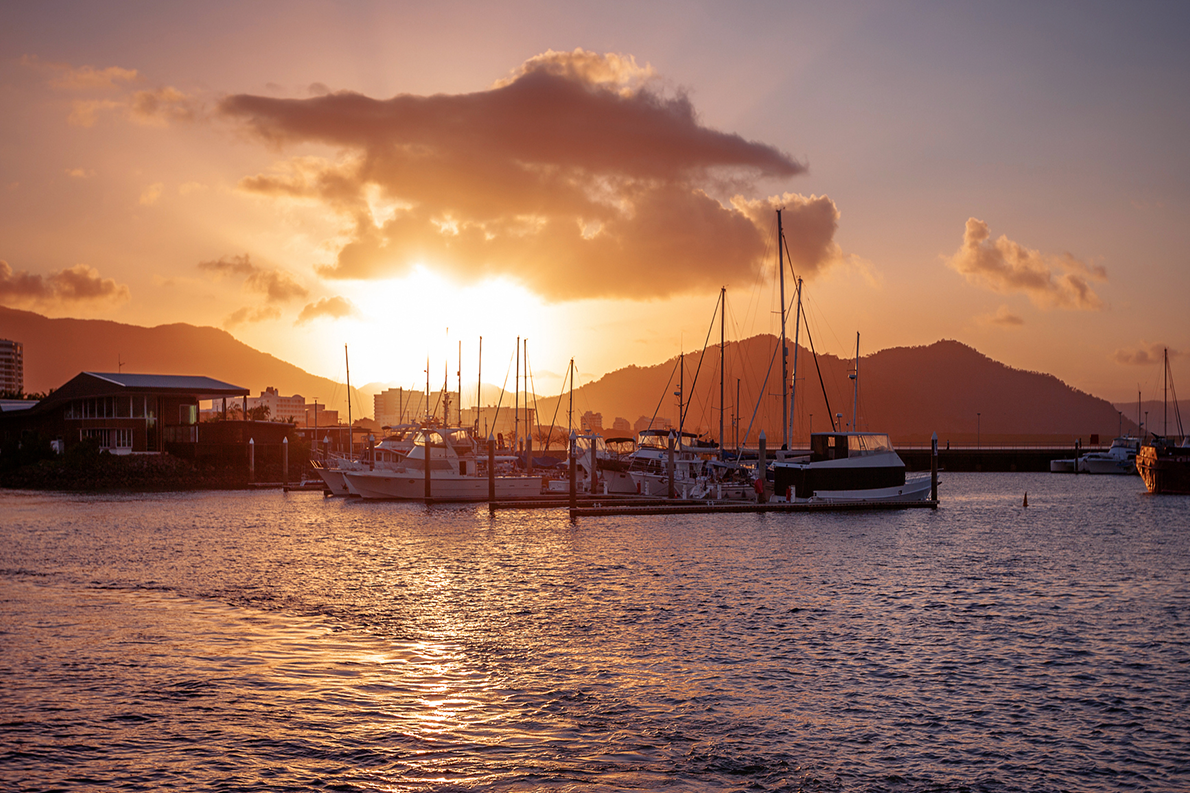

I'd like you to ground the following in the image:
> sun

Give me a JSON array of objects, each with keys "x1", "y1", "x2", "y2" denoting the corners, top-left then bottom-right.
[{"x1": 339, "y1": 266, "x2": 559, "y2": 401}]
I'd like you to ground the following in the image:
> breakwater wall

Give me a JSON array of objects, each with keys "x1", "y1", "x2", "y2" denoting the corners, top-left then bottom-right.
[{"x1": 899, "y1": 447, "x2": 1078, "y2": 473}]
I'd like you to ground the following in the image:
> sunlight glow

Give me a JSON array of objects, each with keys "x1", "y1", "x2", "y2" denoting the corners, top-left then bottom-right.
[{"x1": 338, "y1": 266, "x2": 554, "y2": 400}]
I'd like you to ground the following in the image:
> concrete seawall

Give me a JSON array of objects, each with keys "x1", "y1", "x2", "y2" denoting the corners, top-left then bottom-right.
[{"x1": 899, "y1": 447, "x2": 1081, "y2": 473}]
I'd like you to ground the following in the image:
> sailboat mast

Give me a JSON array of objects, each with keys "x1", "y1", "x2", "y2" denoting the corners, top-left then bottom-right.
[
  {"x1": 789, "y1": 277, "x2": 802, "y2": 446},
  {"x1": 852, "y1": 332, "x2": 860, "y2": 431},
  {"x1": 477, "y1": 337, "x2": 482, "y2": 433},
  {"x1": 345, "y1": 344, "x2": 352, "y2": 457},
  {"x1": 568, "y1": 358, "x2": 574, "y2": 432},
  {"x1": 1165, "y1": 347, "x2": 1169, "y2": 437},
  {"x1": 778, "y1": 209, "x2": 788, "y2": 449},
  {"x1": 515, "y1": 335, "x2": 520, "y2": 448},
  {"x1": 457, "y1": 340, "x2": 462, "y2": 427},
  {"x1": 719, "y1": 286, "x2": 725, "y2": 460},
  {"x1": 678, "y1": 352, "x2": 685, "y2": 443}
]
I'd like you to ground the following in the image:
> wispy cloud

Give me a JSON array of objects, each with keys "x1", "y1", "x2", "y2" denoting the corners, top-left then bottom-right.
[
  {"x1": 1114, "y1": 341, "x2": 1180, "y2": 365},
  {"x1": 0, "y1": 260, "x2": 129, "y2": 307},
  {"x1": 977, "y1": 304, "x2": 1025, "y2": 327},
  {"x1": 23, "y1": 55, "x2": 199, "y2": 128},
  {"x1": 295, "y1": 296, "x2": 358, "y2": 324},
  {"x1": 219, "y1": 49, "x2": 832, "y2": 300},
  {"x1": 223, "y1": 306, "x2": 281, "y2": 328},
  {"x1": 946, "y1": 218, "x2": 1105, "y2": 310},
  {"x1": 197, "y1": 254, "x2": 308, "y2": 303}
]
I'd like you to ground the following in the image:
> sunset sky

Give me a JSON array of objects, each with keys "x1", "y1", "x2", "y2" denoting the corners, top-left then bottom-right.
[{"x1": 2, "y1": 1, "x2": 1187, "y2": 405}]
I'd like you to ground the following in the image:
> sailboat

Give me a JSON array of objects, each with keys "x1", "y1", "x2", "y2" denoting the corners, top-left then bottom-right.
[
  {"x1": 765, "y1": 210, "x2": 935, "y2": 504},
  {"x1": 1136, "y1": 348, "x2": 1190, "y2": 494}
]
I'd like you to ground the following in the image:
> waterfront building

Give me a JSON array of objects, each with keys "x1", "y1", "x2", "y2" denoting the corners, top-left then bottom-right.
[
  {"x1": 0, "y1": 338, "x2": 22, "y2": 394},
  {"x1": 375, "y1": 387, "x2": 461, "y2": 427}
]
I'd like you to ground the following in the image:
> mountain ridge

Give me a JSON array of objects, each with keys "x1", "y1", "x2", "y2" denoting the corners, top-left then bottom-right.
[{"x1": 2, "y1": 307, "x2": 1140, "y2": 441}]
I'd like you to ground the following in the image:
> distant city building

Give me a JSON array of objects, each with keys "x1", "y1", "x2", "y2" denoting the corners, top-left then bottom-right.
[
  {"x1": 580, "y1": 410, "x2": 603, "y2": 433},
  {"x1": 634, "y1": 415, "x2": 672, "y2": 434},
  {"x1": 247, "y1": 387, "x2": 305, "y2": 423},
  {"x1": 374, "y1": 387, "x2": 460, "y2": 427},
  {"x1": 305, "y1": 404, "x2": 339, "y2": 429},
  {"x1": 460, "y1": 406, "x2": 535, "y2": 445},
  {"x1": 611, "y1": 417, "x2": 631, "y2": 435},
  {"x1": 0, "y1": 339, "x2": 23, "y2": 394}
]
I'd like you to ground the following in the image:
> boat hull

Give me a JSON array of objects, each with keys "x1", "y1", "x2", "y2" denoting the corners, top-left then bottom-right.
[
  {"x1": 1079, "y1": 456, "x2": 1137, "y2": 475},
  {"x1": 1136, "y1": 445, "x2": 1190, "y2": 495},
  {"x1": 343, "y1": 470, "x2": 543, "y2": 501},
  {"x1": 775, "y1": 474, "x2": 934, "y2": 504},
  {"x1": 316, "y1": 467, "x2": 353, "y2": 496},
  {"x1": 1049, "y1": 459, "x2": 1077, "y2": 473}
]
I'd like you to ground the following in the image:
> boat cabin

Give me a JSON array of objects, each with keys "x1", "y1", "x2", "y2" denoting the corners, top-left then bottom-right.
[{"x1": 809, "y1": 432, "x2": 895, "y2": 462}]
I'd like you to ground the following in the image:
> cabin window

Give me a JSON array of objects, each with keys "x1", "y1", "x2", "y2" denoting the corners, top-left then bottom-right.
[{"x1": 180, "y1": 404, "x2": 197, "y2": 425}]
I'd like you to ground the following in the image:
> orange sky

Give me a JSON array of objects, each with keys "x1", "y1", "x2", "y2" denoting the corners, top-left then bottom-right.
[{"x1": 2, "y1": 2, "x2": 1187, "y2": 404}]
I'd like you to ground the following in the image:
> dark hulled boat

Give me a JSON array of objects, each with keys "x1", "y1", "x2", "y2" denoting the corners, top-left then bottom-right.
[
  {"x1": 1136, "y1": 439, "x2": 1190, "y2": 495},
  {"x1": 1137, "y1": 347, "x2": 1189, "y2": 495}
]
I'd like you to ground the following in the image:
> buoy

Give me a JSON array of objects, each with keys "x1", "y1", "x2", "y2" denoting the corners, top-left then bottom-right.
[{"x1": 1023, "y1": 492, "x2": 1028, "y2": 507}]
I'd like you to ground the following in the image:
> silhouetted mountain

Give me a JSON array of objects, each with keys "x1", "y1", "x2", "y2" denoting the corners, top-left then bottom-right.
[
  {"x1": 0, "y1": 306, "x2": 362, "y2": 417},
  {"x1": 2, "y1": 306, "x2": 1135, "y2": 442},
  {"x1": 534, "y1": 336, "x2": 1134, "y2": 444}
]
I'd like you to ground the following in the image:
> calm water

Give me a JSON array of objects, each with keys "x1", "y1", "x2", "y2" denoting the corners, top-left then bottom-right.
[{"x1": 1, "y1": 474, "x2": 1188, "y2": 792}]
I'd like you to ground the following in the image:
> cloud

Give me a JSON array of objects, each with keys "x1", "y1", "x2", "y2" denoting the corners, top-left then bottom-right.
[
  {"x1": 295, "y1": 296, "x2": 358, "y2": 324},
  {"x1": 197, "y1": 254, "x2": 308, "y2": 303},
  {"x1": 139, "y1": 183, "x2": 164, "y2": 205},
  {"x1": 946, "y1": 218, "x2": 1106, "y2": 310},
  {"x1": 976, "y1": 305, "x2": 1025, "y2": 327},
  {"x1": 1115, "y1": 341, "x2": 1180, "y2": 366},
  {"x1": 0, "y1": 260, "x2": 130, "y2": 307},
  {"x1": 65, "y1": 168, "x2": 96, "y2": 179},
  {"x1": 219, "y1": 49, "x2": 827, "y2": 300},
  {"x1": 224, "y1": 306, "x2": 282, "y2": 328},
  {"x1": 21, "y1": 56, "x2": 140, "y2": 91},
  {"x1": 24, "y1": 56, "x2": 199, "y2": 128}
]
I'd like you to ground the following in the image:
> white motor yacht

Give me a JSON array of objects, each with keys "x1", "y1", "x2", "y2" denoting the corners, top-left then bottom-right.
[
  {"x1": 769, "y1": 432, "x2": 933, "y2": 503},
  {"x1": 343, "y1": 427, "x2": 542, "y2": 501}
]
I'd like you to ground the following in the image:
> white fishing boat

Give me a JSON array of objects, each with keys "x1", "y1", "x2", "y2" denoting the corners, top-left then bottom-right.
[
  {"x1": 627, "y1": 429, "x2": 719, "y2": 496},
  {"x1": 1077, "y1": 436, "x2": 1140, "y2": 474},
  {"x1": 314, "y1": 428, "x2": 416, "y2": 495},
  {"x1": 769, "y1": 431, "x2": 933, "y2": 503},
  {"x1": 343, "y1": 427, "x2": 542, "y2": 501}
]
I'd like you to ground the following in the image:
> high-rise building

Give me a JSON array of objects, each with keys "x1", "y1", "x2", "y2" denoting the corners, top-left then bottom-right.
[
  {"x1": 0, "y1": 339, "x2": 23, "y2": 394},
  {"x1": 374, "y1": 387, "x2": 460, "y2": 427}
]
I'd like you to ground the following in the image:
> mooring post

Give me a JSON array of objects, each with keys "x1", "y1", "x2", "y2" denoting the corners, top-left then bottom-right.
[
  {"x1": 667, "y1": 430, "x2": 676, "y2": 499},
  {"x1": 248, "y1": 437, "x2": 255, "y2": 484},
  {"x1": 569, "y1": 430, "x2": 578, "y2": 515},
  {"x1": 488, "y1": 434, "x2": 496, "y2": 513},
  {"x1": 931, "y1": 431, "x2": 938, "y2": 503},
  {"x1": 282, "y1": 435, "x2": 289, "y2": 489}
]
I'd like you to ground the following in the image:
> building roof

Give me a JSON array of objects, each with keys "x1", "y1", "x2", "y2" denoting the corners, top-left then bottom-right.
[{"x1": 82, "y1": 372, "x2": 248, "y2": 395}]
